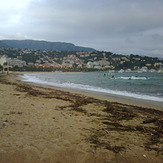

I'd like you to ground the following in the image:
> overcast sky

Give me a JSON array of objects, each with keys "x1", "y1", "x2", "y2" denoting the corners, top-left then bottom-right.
[{"x1": 0, "y1": 0, "x2": 163, "y2": 58}]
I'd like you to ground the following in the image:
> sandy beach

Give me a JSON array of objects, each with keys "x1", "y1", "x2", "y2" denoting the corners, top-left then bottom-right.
[{"x1": 0, "y1": 72, "x2": 163, "y2": 163}]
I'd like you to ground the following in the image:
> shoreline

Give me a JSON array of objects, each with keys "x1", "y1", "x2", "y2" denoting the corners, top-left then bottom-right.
[
  {"x1": 19, "y1": 71, "x2": 163, "y2": 111},
  {"x1": 0, "y1": 72, "x2": 163, "y2": 163}
]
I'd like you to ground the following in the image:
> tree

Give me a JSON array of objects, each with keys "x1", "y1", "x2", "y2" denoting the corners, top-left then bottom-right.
[{"x1": 0, "y1": 64, "x2": 3, "y2": 71}]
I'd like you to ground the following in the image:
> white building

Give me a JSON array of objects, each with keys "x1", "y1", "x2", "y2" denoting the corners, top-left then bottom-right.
[
  {"x1": 118, "y1": 69, "x2": 125, "y2": 73},
  {"x1": 0, "y1": 55, "x2": 7, "y2": 66},
  {"x1": 7, "y1": 58, "x2": 26, "y2": 67},
  {"x1": 139, "y1": 66, "x2": 148, "y2": 72},
  {"x1": 86, "y1": 62, "x2": 99, "y2": 68}
]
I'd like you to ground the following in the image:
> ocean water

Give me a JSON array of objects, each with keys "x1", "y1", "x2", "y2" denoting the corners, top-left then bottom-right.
[{"x1": 21, "y1": 72, "x2": 163, "y2": 102}]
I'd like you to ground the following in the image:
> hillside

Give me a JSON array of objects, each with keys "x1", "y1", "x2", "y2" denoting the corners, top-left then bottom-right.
[
  {"x1": 0, "y1": 40, "x2": 96, "y2": 52},
  {"x1": 0, "y1": 48, "x2": 162, "y2": 72},
  {"x1": 0, "y1": 41, "x2": 10, "y2": 48}
]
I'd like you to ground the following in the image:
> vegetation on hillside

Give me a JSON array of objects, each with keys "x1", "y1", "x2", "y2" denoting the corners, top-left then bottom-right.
[{"x1": 0, "y1": 48, "x2": 162, "y2": 72}]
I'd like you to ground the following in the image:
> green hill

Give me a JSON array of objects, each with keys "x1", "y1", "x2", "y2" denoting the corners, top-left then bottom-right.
[{"x1": 1, "y1": 40, "x2": 96, "y2": 52}]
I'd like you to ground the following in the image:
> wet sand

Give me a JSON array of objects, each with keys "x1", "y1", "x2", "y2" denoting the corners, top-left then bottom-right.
[{"x1": 0, "y1": 73, "x2": 163, "y2": 163}]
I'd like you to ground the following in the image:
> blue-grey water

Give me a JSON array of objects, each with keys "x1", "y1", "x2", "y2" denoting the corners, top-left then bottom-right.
[{"x1": 22, "y1": 72, "x2": 163, "y2": 102}]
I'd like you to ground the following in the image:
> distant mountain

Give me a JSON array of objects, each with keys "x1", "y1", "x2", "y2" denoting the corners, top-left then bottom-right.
[
  {"x1": 0, "y1": 41, "x2": 10, "y2": 48},
  {"x1": 1, "y1": 40, "x2": 96, "y2": 52}
]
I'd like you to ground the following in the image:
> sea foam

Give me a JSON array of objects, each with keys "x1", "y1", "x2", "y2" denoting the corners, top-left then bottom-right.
[
  {"x1": 21, "y1": 74, "x2": 163, "y2": 102},
  {"x1": 117, "y1": 76, "x2": 149, "y2": 80}
]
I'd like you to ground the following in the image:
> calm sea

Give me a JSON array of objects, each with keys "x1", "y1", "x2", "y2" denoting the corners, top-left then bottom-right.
[{"x1": 22, "y1": 72, "x2": 163, "y2": 102}]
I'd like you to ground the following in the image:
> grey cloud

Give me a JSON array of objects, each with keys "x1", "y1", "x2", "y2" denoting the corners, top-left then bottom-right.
[{"x1": 0, "y1": 0, "x2": 163, "y2": 57}]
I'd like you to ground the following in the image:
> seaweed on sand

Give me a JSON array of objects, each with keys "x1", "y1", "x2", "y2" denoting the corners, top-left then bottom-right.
[
  {"x1": 1, "y1": 74, "x2": 163, "y2": 155},
  {"x1": 88, "y1": 133, "x2": 125, "y2": 153},
  {"x1": 103, "y1": 103, "x2": 136, "y2": 121},
  {"x1": 14, "y1": 83, "x2": 163, "y2": 154}
]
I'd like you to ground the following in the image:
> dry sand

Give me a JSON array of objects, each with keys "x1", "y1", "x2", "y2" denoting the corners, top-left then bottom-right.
[{"x1": 0, "y1": 73, "x2": 162, "y2": 163}]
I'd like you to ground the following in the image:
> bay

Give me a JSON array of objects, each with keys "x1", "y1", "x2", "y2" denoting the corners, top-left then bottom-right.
[{"x1": 22, "y1": 72, "x2": 163, "y2": 102}]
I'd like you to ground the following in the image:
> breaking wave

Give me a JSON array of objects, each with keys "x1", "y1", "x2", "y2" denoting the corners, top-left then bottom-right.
[
  {"x1": 21, "y1": 74, "x2": 163, "y2": 102},
  {"x1": 116, "y1": 76, "x2": 149, "y2": 80}
]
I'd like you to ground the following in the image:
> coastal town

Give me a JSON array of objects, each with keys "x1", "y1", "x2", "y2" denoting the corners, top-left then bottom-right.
[{"x1": 0, "y1": 48, "x2": 163, "y2": 72}]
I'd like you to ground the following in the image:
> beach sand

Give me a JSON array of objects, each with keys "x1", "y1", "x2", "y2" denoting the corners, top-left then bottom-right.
[{"x1": 0, "y1": 73, "x2": 162, "y2": 163}]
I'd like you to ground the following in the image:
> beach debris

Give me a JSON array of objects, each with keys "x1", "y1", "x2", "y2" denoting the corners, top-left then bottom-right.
[
  {"x1": 9, "y1": 111, "x2": 23, "y2": 115},
  {"x1": 143, "y1": 118, "x2": 158, "y2": 124},
  {"x1": 13, "y1": 93, "x2": 21, "y2": 96},
  {"x1": 102, "y1": 128, "x2": 110, "y2": 135},
  {"x1": 10, "y1": 111, "x2": 16, "y2": 114},
  {"x1": 0, "y1": 119, "x2": 16, "y2": 129}
]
